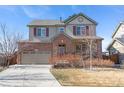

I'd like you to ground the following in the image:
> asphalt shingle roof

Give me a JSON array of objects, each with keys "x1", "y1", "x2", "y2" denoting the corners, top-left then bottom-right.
[
  {"x1": 27, "y1": 13, "x2": 98, "y2": 26},
  {"x1": 27, "y1": 20, "x2": 65, "y2": 26}
]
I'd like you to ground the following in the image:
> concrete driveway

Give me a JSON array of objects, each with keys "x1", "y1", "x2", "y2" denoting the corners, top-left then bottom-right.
[{"x1": 0, "y1": 65, "x2": 60, "y2": 87}]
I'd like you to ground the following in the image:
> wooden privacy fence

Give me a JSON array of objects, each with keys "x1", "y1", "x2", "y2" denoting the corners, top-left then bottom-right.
[
  {"x1": 9, "y1": 54, "x2": 17, "y2": 65},
  {"x1": 110, "y1": 54, "x2": 119, "y2": 64},
  {"x1": 0, "y1": 54, "x2": 17, "y2": 66},
  {"x1": 103, "y1": 54, "x2": 119, "y2": 64}
]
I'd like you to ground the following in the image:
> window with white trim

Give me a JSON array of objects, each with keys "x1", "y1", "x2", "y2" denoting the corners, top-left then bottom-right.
[
  {"x1": 36, "y1": 27, "x2": 46, "y2": 37},
  {"x1": 76, "y1": 25, "x2": 86, "y2": 36},
  {"x1": 58, "y1": 27, "x2": 65, "y2": 32}
]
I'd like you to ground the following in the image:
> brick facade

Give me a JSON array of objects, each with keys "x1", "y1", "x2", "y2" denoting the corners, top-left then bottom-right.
[
  {"x1": 18, "y1": 42, "x2": 52, "y2": 52},
  {"x1": 52, "y1": 33, "x2": 75, "y2": 55},
  {"x1": 17, "y1": 42, "x2": 52, "y2": 64},
  {"x1": 17, "y1": 33, "x2": 102, "y2": 64}
]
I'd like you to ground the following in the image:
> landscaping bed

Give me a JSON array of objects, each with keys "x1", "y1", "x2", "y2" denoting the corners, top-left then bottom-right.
[{"x1": 51, "y1": 68, "x2": 124, "y2": 86}]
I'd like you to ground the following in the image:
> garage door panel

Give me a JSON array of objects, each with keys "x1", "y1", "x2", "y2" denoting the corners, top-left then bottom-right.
[{"x1": 21, "y1": 52, "x2": 51, "y2": 64}]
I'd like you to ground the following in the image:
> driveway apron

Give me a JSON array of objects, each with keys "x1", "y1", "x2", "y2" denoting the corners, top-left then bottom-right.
[{"x1": 0, "y1": 65, "x2": 60, "y2": 87}]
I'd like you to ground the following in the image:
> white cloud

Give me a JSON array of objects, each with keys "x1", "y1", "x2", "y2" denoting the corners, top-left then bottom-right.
[
  {"x1": 21, "y1": 5, "x2": 55, "y2": 19},
  {"x1": 21, "y1": 6, "x2": 39, "y2": 18}
]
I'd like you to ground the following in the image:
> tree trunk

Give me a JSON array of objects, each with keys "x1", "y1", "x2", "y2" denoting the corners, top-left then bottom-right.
[{"x1": 89, "y1": 40, "x2": 92, "y2": 70}]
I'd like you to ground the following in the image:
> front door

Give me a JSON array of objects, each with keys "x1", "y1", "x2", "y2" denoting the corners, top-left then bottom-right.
[{"x1": 58, "y1": 44, "x2": 66, "y2": 55}]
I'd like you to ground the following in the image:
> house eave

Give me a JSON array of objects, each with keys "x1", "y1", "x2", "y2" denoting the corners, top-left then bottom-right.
[
  {"x1": 51, "y1": 32, "x2": 73, "y2": 41},
  {"x1": 72, "y1": 36, "x2": 103, "y2": 40},
  {"x1": 107, "y1": 39, "x2": 115, "y2": 50},
  {"x1": 107, "y1": 38, "x2": 124, "y2": 50},
  {"x1": 112, "y1": 22, "x2": 124, "y2": 38},
  {"x1": 64, "y1": 13, "x2": 98, "y2": 25},
  {"x1": 27, "y1": 24, "x2": 65, "y2": 27}
]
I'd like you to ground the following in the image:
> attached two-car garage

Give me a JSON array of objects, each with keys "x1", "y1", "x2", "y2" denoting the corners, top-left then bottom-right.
[{"x1": 21, "y1": 51, "x2": 51, "y2": 64}]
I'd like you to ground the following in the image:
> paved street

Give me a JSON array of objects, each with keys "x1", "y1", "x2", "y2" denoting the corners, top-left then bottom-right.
[{"x1": 0, "y1": 65, "x2": 60, "y2": 87}]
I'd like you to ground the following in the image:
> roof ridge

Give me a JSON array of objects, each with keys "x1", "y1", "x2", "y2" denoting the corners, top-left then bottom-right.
[
  {"x1": 32, "y1": 19, "x2": 61, "y2": 21},
  {"x1": 64, "y1": 12, "x2": 97, "y2": 25},
  {"x1": 64, "y1": 13, "x2": 77, "y2": 22}
]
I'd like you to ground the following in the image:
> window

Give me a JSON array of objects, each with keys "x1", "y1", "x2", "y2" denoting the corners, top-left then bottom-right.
[
  {"x1": 58, "y1": 27, "x2": 64, "y2": 32},
  {"x1": 37, "y1": 28, "x2": 41, "y2": 36},
  {"x1": 76, "y1": 43, "x2": 87, "y2": 53},
  {"x1": 77, "y1": 26, "x2": 81, "y2": 35},
  {"x1": 76, "y1": 25, "x2": 86, "y2": 36},
  {"x1": 36, "y1": 27, "x2": 46, "y2": 37},
  {"x1": 76, "y1": 44, "x2": 81, "y2": 53}
]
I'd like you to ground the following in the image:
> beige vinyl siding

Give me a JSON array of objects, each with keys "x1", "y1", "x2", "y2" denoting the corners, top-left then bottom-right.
[
  {"x1": 113, "y1": 41, "x2": 124, "y2": 53},
  {"x1": 29, "y1": 26, "x2": 57, "y2": 42},
  {"x1": 68, "y1": 16, "x2": 94, "y2": 25},
  {"x1": 113, "y1": 24, "x2": 124, "y2": 39},
  {"x1": 66, "y1": 24, "x2": 96, "y2": 37},
  {"x1": 112, "y1": 41, "x2": 124, "y2": 62},
  {"x1": 66, "y1": 16, "x2": 96, "y2": 37},
  {"x1": 29, "y1": 16, "x2": 97, "y2": 42}
]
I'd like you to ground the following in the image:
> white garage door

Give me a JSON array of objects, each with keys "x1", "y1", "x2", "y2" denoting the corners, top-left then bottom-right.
[{"x1": 21, "y1": 51, "x2": 51, "y2": 64}]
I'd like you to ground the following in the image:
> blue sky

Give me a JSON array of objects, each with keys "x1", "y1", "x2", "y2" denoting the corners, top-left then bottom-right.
[{"x1": 0, "y1": 5, "x2": 124, "y2": 51}]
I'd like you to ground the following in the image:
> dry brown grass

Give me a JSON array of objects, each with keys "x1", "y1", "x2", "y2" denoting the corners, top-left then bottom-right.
[{"x1": 51, "y1": 68, "x2": 124, "y2": 86}]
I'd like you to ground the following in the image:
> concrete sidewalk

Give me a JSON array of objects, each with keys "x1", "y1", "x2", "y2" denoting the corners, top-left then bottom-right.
[{"x1": 0, "y1": 65, "x2": 61, "y2": 87}]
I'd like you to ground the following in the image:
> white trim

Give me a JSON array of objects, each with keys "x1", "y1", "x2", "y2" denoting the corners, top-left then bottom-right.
[
  {"x1": 58, "y1": 27, "x2": 65, "y2": 32},
  {"x1": 76, "y1": 25, "x2": 86, "y2": 36},
  {"x1": 36, "y1": 27, "x2": 47, "y2": 38}
]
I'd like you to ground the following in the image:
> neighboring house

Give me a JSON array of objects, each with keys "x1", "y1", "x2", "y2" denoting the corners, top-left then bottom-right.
[
  {"x1": 107, "y1": 21, "x2": 124, "y2": 64},
  {"x1": 17, "y1": 13, "x2": 103, "y2": 64}
]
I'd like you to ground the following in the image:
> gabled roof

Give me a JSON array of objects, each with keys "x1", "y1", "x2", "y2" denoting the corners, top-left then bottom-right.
[
  {"x1": 27, "y1": 20, "x2": 65, "y2": 26},
  {"x1": 112, "y1": 22, "x2": 124, "y2": 38},
  {"x1": 27, "y1": 13, "x2": 98, "y2": 26},
  {"x1": 51, "y1": 32, "x2": 73, "y2": 41},
  {"x1": 107, "y1": 38, "x2": 124, "y2": 50},
  {"x1": 107, "y1": 39, "x2": 116, "y2": 50},
  {"x1": 51, "y1": 32, "x2": 103, "y2": 42},
  {"x1": 64, "y1": 13, "x2": 98, "y2": 25}
]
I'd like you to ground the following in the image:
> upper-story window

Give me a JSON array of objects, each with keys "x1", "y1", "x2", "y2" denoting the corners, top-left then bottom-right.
[
  {"x1": 73, "y1": 25, "x2": 89, "y2": 36},
  {"x1": 58, "y1": 27, "x2": 65, "y2": 32},
  {"x1": 76, "y1": 25, "x2": 85, "y2": 35},
  {"x1": 37, "y1": 27, "x2": 46, "y2": 37},
  {"x1": 34, "y1": 27, "x2": 49, "y2": 37}
]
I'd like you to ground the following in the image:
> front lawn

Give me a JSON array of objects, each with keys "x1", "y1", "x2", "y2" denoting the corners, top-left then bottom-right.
[{"x1": 51, "y1": 68, "x2": 124, "y2": 86}]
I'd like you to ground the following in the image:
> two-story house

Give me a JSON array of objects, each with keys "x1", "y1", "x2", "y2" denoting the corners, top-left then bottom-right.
[
  {"x1": 107, "y1": 21, "x2": 124, "y2": 64},
  {"x1": 17, "y1": 13, "x2": 103, "y2": 64}
]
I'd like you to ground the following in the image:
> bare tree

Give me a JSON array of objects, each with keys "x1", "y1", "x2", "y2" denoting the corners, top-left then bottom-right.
[
  {"x1": 0, "y1": 24, "x2": 22, "y2": 67},
  {"x1": 80, "y1": 38, "x2": 97, "y2": 70}
]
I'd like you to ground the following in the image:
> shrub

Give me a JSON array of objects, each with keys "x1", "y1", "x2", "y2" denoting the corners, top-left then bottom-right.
[
  {"x1": 49, "y1": 54, "x2": 80, "y2": 64},
  {"x1": 84, "y1": 59, "x2": 114, "y2": 67},
  {"x1": 49, "y1": 54, "x2": 114, "y2": 68}
]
